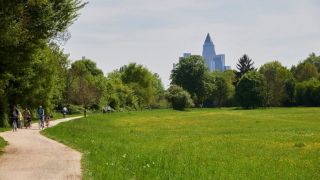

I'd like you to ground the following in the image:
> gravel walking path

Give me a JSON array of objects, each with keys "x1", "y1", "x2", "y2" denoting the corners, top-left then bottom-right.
[{"x1": 0, "y1": 117, "x2": 82, "y2": 180}]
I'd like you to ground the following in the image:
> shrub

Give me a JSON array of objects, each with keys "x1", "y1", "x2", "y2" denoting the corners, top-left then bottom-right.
[
  {"x1": 235, "y1": 71, "x2": 267, "y2": 109},
  {"x1": 67, "y1": 104, "x2": 84, "y2": 114},
  {"x1": 295, "y1": 78, "x2": 320, "y2": 106},
  {"x1": 165, "y1": 85, "x2": 194, "y2": 111}
]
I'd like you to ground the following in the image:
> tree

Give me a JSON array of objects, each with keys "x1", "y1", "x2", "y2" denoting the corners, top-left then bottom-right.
[
  {"x1": 236, "y1": 54, "x2": 255, "y2": 82},
  {"x1": 68, "y1": 59, "x2": 105, "y2": 117},
  {"x1": 292, "y1": 62, "x2": 319, "y2": 82},
  {"x1": 235, "y1": 71, "x2": 267, "y2": 109},
  {"x1": 259, "y1": 61, "x2": 293, "y2": 106},
  {"x1": 283, "y1": 78, "x2": 296, "y2": 106},
  {"x1": 295, "y1": 79, "x2": 320, "y2": 106},
  {"x1": 304, "y1": 53, "x2": 320, "y2": 72},
  {"x1": 165, "y1": 85, "x2": 194, "y2": 111},
  {"x1": 0, "y1": 0, "x2": 86, "y2": 126},
  {"x1": 120, "y1": 63, "x2": 164, "y2": 108},
  {"x1": 221, "y1": 70, "x2": 237, "y2": 106},
  {"x1": 203, "y1": 73, "x2": 228, "y2": 107},
  {"x1": 171, "y1": 55, "x2": 208, "y2": 106},
  {"x1": 101, "y1": 71, "x2": 138, "y2": 110}
]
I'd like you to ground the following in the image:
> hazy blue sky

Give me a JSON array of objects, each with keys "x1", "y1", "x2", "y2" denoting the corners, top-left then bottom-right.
[{"x1": 63, "y1": 0, "x2": 320, "y2": 87}]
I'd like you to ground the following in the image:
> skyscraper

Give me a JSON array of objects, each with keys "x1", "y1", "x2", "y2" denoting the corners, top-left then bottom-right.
[{"x1": 202, "y1": 33, "x2": 228, "y2": 71}]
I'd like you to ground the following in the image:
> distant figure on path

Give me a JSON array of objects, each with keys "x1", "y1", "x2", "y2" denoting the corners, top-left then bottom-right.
[
  {"x1": 45, "y1": 113, "x2": 51, "y2": 128},
  {"x1": 62, "y1": 107, "x2": 68, "y2": 118},
  {"x1": 23, "y1": 107, "x2": 32, "y2": 128},
  {"x1": 18, "y1": 110, "x2": 23, "y2": 129},
  {"x1": 11, "y1": 105, "x2": 19, "y2": 132},
  {"x1": 37, "y1": 106, "x2": 45, "y2": 129}
]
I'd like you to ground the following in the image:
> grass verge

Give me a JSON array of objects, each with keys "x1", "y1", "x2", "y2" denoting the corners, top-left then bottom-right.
[{"x1": 0, "y1": 128, "x2": 9, "y2": 155}]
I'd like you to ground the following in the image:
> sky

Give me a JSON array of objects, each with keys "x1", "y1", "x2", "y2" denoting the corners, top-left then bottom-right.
[{"x1": 63, "y1": 0, "x2": 320, "y2": 87}]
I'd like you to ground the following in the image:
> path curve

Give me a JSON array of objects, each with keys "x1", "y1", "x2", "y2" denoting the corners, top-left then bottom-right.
[{"x1": 0, "y1": 117, "x2": 82, "y2": 180}]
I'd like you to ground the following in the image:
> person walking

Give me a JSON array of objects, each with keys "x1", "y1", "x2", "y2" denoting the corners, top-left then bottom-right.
[
  {"x1": 12, "y1": 106, "x2": 19, "y2": 132},
  {"x1": 37, "y1": 106, "x2": 45, "y2": 129},
  {"x1": 62, "y1": 107, "x2": 68, "y2": 118},
  {"x1": 18, "y1": 110, "x2": 23, "y2": 129},
  {"x1": 23, "y1": 108, "x2": 32, "y2": 128}
]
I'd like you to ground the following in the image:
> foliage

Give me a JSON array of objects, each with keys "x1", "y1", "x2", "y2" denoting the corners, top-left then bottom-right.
[
  {"x1": 259, "y1": 61, "x2": 293, "y2": 106},
  {"x1": 0, "y1": 0, "x2": 86, "y2": 126},
  {"x1": 283, "y1": 78, "x2": 296, "y2": 106},
  {"x1": 68, "y1": 59, "x2": 105, "y2": 116},
  {"x1": 295, "y1": 79, "x2": 320, "y2": 106},
  {"x1": 43, "y1": 108, "x2": 320, "y2": 179},
  {"x1": 67, "y1": 104, "x2": 85, "y2": 115},
  {"x1": 303, "y1": 53, "x2": 320, "y2": 72},
  {"x1": 171, "y1": 55, "x2": 209, "y2": 106},
  {"x1": 236, "y1": 54, "x2": 255, "y2": 82},
  {"x1": 165, "y1": 85, "x2": 194, "y2": 110},
  {"x1": 102, "y1": 71, "x2": 139, "y2": 110},
  {"x1": 292, "y1": 62, "x2": 319, "y2": 82},
  {"x1": 221, "y1": 70, "x2": 237, "y2": 106},
  {"x1": 235, "y1": 71, "x2": 267, "y2": 109},
  {"x1": 120, "y1": 63, "x2": 164, "y2": 108},
  {"x1": 203, "y1": 73, "x2": 228, "y2": 107}
]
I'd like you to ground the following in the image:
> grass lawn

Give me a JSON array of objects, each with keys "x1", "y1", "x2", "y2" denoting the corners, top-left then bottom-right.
[{"x1": 42, "y1": 108, "x2": 320, "y2": 179}]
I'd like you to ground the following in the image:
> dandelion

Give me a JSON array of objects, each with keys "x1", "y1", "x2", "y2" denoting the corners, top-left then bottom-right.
[{"x1": 122, "y1": 154, "x2": 127, "y2": 158}]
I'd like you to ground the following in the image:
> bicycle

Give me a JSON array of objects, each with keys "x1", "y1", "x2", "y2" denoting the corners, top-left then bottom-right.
[{"x1": 38, "y1": 117, "x2": 44, "y2": 129}]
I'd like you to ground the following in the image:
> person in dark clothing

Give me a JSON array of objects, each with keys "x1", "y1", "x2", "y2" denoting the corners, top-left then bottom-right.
[
  {"x1": 12, "y1": 106, "x2": 19, "y2": 132},
  {"x1": 37, "y1": 106, "x2": 45, "y2": 129}
]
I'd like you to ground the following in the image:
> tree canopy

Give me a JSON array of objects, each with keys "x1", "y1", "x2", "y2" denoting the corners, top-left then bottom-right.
[{"x1": 171, "y1": 55, "x2": 208, "y2": 106}]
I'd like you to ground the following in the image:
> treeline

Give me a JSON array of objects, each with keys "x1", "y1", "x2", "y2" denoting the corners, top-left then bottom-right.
[
  {"x1": 1, "y1": 1, "x2": 320, "y2": 127},
  {"x1": 66, "y1": 60, "x2": 165, "y2": 113},
  {"x1": 0, "y1": 0, "x2": 87, "y2": 126},
  {"x1": 168, "y1": 53, "x2": 320, "y2": 110},
  {"x1": 0, "y1": 0, "x2": 166, "y2": 127}
]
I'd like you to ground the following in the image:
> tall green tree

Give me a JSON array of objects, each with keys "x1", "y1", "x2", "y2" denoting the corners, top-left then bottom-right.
[
  {"x1": 292, "y1": 62, "x2": 319, "y2": 82},
  {"x1": 236, "y1": 71, "x2": 267, "y2": 109},
  {"x1": 304, "y1": 53, "x2": 320, "y2": 72},
  {"x1": 203, "y1": 73, "x2": 228, "y2": 107},
  {"x1": 68, "y1": 59, "x2": 104, "y2": 116},
  {"x1": 259, "y1": 61, "x2": 293, "y2": 106},
  {"x1": 236, "y1": 54, "x2": 255, "y2": 82},
  {"x1": 101, "y1": 71, "x2": 138, "y2": 110},
  {"x1": 120, "y1": 63, "x2": 163, "y2": 108},
  {"x1": 171, "y1": 55, "x2": 208, "y2": 106}
]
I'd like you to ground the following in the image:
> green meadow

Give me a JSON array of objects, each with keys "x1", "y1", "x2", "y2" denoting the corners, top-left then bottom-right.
[{"x1": 42, "y1": 108, "x2": 320, "y2": 179}]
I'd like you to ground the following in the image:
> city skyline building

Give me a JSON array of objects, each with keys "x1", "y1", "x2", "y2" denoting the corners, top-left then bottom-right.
[
  {"x1": 180, "y1": 33, "x2": 230, "y2": 71},
  {"x1": 202, "y1": 33, "x2": 230, "y2": 71}
]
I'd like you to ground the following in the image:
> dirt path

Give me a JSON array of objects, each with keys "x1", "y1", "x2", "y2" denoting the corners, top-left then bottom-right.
[{"x1": 0, "y1": 117, "x2": 82, "y2": 180}]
